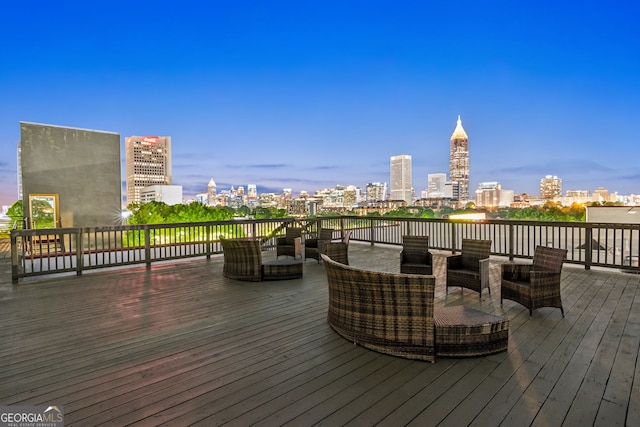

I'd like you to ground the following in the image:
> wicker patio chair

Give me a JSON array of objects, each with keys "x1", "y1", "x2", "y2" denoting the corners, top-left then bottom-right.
[
  {"x1": 342, "y1": 230, "x2": 352, "y2": 245},
  {"x1": 400, "y1": 235, "x2": 433, "y2": 275},
  {"x1": 305, "y1": 228, "x2": 334, "y2": 263},
  {"x1": 221, "y1": 238, "x2": 303, "y2": 282},
  {"x1": 276, "y1": 227, "x2": 302, "y2": 259},
  {"x1": 325, "y1": 241, "x2": 349, "y2": 265},
  {"x1": 321, "y1": 253, "x2": 436, "y2": 362},
  {"x1": 446, "y1": 239, "x2": 491, "y2": 299},
  {"x1": 501, "y1": 246, "x2": 568, "y2": 317},
  {"x1": 221, "y1": 238, "x2": 263, "y2": 282}
]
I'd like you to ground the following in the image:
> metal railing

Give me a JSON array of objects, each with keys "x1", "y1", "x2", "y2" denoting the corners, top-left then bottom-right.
[{"x1": 10, "y1": 217, "x2": 640, "y2": 282}]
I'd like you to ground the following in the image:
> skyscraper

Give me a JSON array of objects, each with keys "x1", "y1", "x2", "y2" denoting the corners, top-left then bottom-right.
[
  {"x1": 427, "y1": 173, "x2": 447, "y2": 198},
  {"x1": 366, "y1": 182, "x2": 387, "y2": 203},
  {"x1": 390, "y1": 154, "x2": 413, "y2": 204},
  {"x1": 207, "y1": 178, "x2": 217, "y2": 205},
  {"x1": 540, "y1": 175, "x2": 562, "y2": 200},
  {"x1": 449, "y1": 115, "x2": 469, "y2": 202},
  {"x1": 125, "y1": 136, "x2": 172, "y2": 205}
]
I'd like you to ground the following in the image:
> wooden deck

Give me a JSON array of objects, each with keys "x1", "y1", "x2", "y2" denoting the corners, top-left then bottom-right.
[{"x1": 1, "y1": 242, "x2": 639, "y2": 426}]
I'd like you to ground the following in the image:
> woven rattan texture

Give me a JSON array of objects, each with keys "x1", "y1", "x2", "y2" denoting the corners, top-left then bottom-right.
[
  {"x1": 501, "y1": 246, "x2": 568, "y2": 316},
  {"x1": 434, "y1": 305, "x2": 509, "y2": 357},
  {"x1": 322, "y1": 254, "x2": 436, "y2": 362},
  {"x1": 400, "y1": 235, "x2": 433, "y2": 275}
]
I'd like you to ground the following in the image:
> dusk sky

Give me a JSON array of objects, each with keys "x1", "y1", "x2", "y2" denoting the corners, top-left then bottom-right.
[{"x1": 1, "y1": 1, "x2": 639, "y2": 207}]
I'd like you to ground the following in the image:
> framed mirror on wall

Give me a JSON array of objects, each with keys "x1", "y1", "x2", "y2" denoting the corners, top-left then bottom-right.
[{"x1": 28, "y1": 194, "x2": 59, "y2": 229}]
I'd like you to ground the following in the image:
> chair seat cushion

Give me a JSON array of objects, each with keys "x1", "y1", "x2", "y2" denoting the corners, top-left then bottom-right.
[
  {"x1": 502, "y1": 278, "x2": 531, "y2": 290},
  {"x1": 400, "y1": 263, "x2": 433, "y2": 275},
  {"x1": 404, "y1": 253, "x2": 426, "y2": 264},
  {"x1": 448, "y1": 269, "x2": 480, "y2": 280}
]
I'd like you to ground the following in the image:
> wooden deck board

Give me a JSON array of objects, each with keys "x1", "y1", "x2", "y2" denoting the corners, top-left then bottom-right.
[{"x1": 1, "y1": 243, "x2": 639, "y2": 426}]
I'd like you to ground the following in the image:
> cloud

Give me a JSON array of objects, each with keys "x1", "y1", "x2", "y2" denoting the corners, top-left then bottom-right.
[
  {"x1": 238, "y1": 164, "x2": 290, "y2": 169},
  {"x1": 312, "y1": 165, "x2": 340, "y2": 171},
  {"x1": 619, "y1": 172, "x2": 640, "y2": 181},
  {"x1": 492, "y1": 160, "x2": 615, "y2": 176}
]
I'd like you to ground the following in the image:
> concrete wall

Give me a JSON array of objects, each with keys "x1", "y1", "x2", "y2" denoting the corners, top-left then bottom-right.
[
  {"x1": 20, "y1": 122, "x2": 122, "y2": 228},
  {"x1": 586, "y1": 206, "x2": 640, "y2": 224}
]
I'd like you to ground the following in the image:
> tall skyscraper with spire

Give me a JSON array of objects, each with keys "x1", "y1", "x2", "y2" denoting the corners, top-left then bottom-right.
[{"x1": 449, "y1": 115, "x2": 469, "y2": 202}]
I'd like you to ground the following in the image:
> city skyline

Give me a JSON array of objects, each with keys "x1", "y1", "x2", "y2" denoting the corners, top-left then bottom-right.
[{"x1": 1, "y1": 1, "x2": 639, "y2": 207}]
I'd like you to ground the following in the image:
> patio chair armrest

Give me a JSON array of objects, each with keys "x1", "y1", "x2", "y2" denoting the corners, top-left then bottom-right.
[
  {"x1": 501, "y1": 263, "x2": 531, "y2": 280},
  {"x1": 479, "y1": 258, "x2": 490, "y2": 287},
  {"x1": 529, "y1": 270, "x2": 561, "y2": 285},
  {"x1": 426, "y1": 251, "x2": 433, "y2": 265}
]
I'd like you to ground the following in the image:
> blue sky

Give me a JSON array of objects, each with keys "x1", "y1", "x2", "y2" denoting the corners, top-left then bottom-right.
[{"x1": 1, "y1": 0, "x2": 639, "y2": 207}]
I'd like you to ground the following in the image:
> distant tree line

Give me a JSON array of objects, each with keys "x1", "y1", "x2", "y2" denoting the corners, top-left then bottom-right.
[
  {"x1": 126, "y1": 202, "x2": 288, "y2": 224},
  {"x1": 368, "y1": 202, "x2": 596, "y2": 222},
  {"x1": 3, "y1": 199, "x2": 627, "y2": 233}
]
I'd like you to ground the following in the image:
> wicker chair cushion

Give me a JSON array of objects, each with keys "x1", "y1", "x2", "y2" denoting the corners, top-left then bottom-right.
[{"x1": 405, "y1": 250, "x2": 428, "y2": 264}]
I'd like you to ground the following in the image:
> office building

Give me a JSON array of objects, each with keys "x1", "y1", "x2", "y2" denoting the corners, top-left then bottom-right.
[
  {"x1": 16, "y1": 143, "x2": 22, "y2": 200},
  {"x1": 140, "y1": 185, "x2": 183, "y2": 205},
  {"x1": 390, "y1": 154, "x2": 413, "y2": 204},
  {"x1": 475, "y1": 182, "x2": 514, "y2": 208},
  {"x1": 444, "y1": 180, "x2": 460, "y2": 200},
  {"x1": 366, "y1": 182, "x2": 387, "y2": 203},
  {"x1": 592, "y1": 187, "x2": 611, "y2": 203},
  {"x1": 449, "y1": 115, "x2": 469, "y2": 201},
  {"x1": 247, "y1": 184, "x2": 257, "y2": 200},
  {"x1": 540, "y1": 175, "x2": 562, "y2": 200},
  {"x1": 427, "y1": 173, "x2": 447, "y2": 198},
  {"x1": 207, "y1": 178, "x2": 217, "y2": 206},
  {"x1": 125, "y1": 135, "x2": 172, "y2": 205}
]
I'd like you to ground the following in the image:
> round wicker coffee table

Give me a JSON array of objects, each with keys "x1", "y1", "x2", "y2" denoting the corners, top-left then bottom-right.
[
  {"x1": 262, "y1": 259, "x2": 303, "y2": 280},
  {"x1": 434, "y1": 305, "x2": 509, "y2": 357}
]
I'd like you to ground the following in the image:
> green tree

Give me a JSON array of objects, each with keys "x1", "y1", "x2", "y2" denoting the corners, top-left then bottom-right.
[
  {"x1": 437, "y1": 206, "x2": 454, "y2": 218},
  {"x1": 6, "y1": 200, "x2": 23, "y2": 225},
  {"x1": 128, "y1": 201, "x2": 171, "y2": 224},
  {"x1": 253, "y1": 207, "x2": 273, "y2": 219},
  {"x1": 419, "y1": 208, "x2": 435, "y2": 218}
]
